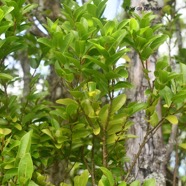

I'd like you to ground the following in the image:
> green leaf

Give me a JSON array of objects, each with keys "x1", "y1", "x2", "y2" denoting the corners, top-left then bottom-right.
[
  {"x1": 130, "y1": 18, "x2": 139, "y2": 32},
  {"x1": 41, "y1": 129, "x2": 55, "y2": 140},
  {"x1": 56, "y1": 98, "x2": 78, "y2": 106},
  {"x1": 83, "y1": 55, "x2": 108, "y2": 71},
  {"x1": 155, "y1": 56, "x2": 169, "y2": 70},
  {"x1": 143, "y1": 178, "x2": 156, "y2": 186},
  {"x1": 22, "y1": 4, "x2": 38, "y2": 15},
  {"x1": 0, "y1": 128, "x2": 11, "y2": 136},
  {"x1": 87, "y1": 4, "x2": 97, "y2": 17},
  {"x1": 165, "y1": 115, "x2": 178, "y2": 125},
  {"x1": 141, "y1": 47, "x2": 153, "y2": 60},
  {"x1": 159, "y1": 87, "x2": 173, "y2": 108},
  {"x1": 37, "y1": 38, "x2": 51, "y2": 48},
  {"x1": 97, "y1": 0, "x2": 107, "y2": 18},
  {"x1": 17, "y1": 130, "x2": 32, "y2": 159},
  {"x1": 99, "y1": 167, "x2": 114, "y2": 186},
  {"x1": 150, "y1": 35, "x2": 168, "y2": 50},
  {"x1": 93, "y1": 127, "x2": 100, "y2": 135},
  {"x1": 74, "y1": 170, "x2": 89, "y2": 186},
  {"x1": 81, "y1": 99, "x2": 95, "y2": 118},
  {"x1": 179, "y1": 143, "x2": 186, "y2": 150},
  {"x1": 103, "y1": 21, "x2": 115, "y2": 36},
  {"x1": 18, "y1": 153, "x2": 33, "y2": 184},
  {"x1": 130, "y1": 180, "x2": 140, "y2": 186},
  {"x1": 149, "y1": 111, "x2": 159, "y2": 126},
  {"x1": 88, "y1": 40, "x2": 109, "y2": 57},
  {"x1": 0, "y1": 8, "x2": 4, "y2": 22},
  {"x1": 98, "y1": 175, "x2": 110, "y2": 186},
  {"x1": 28, "y1": 180, "x2": 39, "y2": 186},
  {"x1": 0, "y1": 73, "x2": 13, "y2": 80},
  {"x1": 111, "y1": 94, "x2": 126, "y2": 114},
  {"x1": 2, "y1": 168, "x2": 18, "y2": 184},
  {"x1": 99, "y1": 104, "x2": 109, "y2": 126},
  {"x1": 75, "y1": 40, "x2": 86, "y2": 56},
  {"x1": 118, "y1": 182, "x2": 127, "y2": 186}
]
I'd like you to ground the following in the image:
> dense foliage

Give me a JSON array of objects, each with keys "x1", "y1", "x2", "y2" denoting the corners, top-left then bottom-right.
[{"x1": 1, "y1": 0, "x2": 186, "y2": 185}]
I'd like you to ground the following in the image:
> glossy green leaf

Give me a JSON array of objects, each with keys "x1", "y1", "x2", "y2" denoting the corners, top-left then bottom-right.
[
  {"x1": 0, "y1": 128, "x2": 11, "y2": 136},
  {"x1": 17, "y1": 130, "x2": 32, "y2": 159},
  {"x1": 37, "y1": 38, "x2": 51, "y2": 47},
  {"x1": 75, "y1": 40, "x2": 86, "y2": 56},
  {"x1": 56, "y1": 98, "x2": 78, "y2": 106},
  {"x1": 130, "y1": 180, "x2": 140, "y2": 186},
  {"x1": 2, "y1": 168, "x2": 18, "y2": 184},
  {"x1": 22, "y1": 4, "x2": 38, "y2": 15},
  {"x1": 81, "y1": 99, "x2": 95, "y2": 117},
  {"x1": 93, "y1": 127, "x2": 100, "y2": 135},
  {"x1": 28, "y1": 180, "x2": 39, "y2": 186},
  {"x1": 97, "y1": 0, "x2": 107, "y2": 18},
  {"x1": 141, "y1": 47, "x2": 153, "y2": 60},
  {"x1": 155, "y1": 56, "x2": 169, "y2": 70},
  {"x1": 88, "y1": 40, "x2": 109, "y2": 57},
  {"x1": 98, "y1": 175, "x2": 110, "y2": 186},
  {"x1": 130, "y1": 18, "x2": 139, "y2": 32},
  {"x1": 150, "y1": 35, "x2": 168, "y2": 50},
  {"x1": 99, "y1": 167, "x2": 114, "y2": 186},
  {"x1": 179, "y1": 143, "x2": 186, "y2": 150},
  {"x1": 0, "y1": 8, "x2": 4, "y2": 22},
  {"x1": 111, "y1": 94, "x2": 126, "y2": 114},
  {"x1": 165, "y1": 115, "x2": 178, "y2": 125},
  {"x1": 159, "y1": 87, "x2": 173, "y2": 108},
  {"x1": 41, "y1": 129, "x2": 55, "y2": 140},
  {"x1": 18, "y1": 153, "x2": 33, "y2": 184},
  {"x1": 0, "y1": 73, "x2": 13, "y2": 80},
  {"x1": 74, "y1": 170, "x2": 89, "y2": 186},
  {"x1": 143, "y1": 178, "x2": 156, "y2": 186},
  {"x1": 99, "y1": 104, "x2": 109, "y2": 126},
  {"x1": 118, "y1": 182, "x2": 127, "y2": 186},
  {"x1": 150, "y1": 111, "x2": 159, "y2": 126}
]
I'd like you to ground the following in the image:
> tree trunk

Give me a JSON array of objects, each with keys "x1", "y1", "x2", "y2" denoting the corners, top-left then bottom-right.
[
  {"x1": 125, "y1": 1, "x2": 169, "y2": 185},
  {"x1": 125, "y1": 53, "x2": 166, "y2": 185}
]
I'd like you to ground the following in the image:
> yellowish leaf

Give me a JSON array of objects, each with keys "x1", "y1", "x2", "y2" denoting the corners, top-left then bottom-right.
[
  {"x1": 93, "y1": 127, "x2": 100, "y2": 135},
  {"x1": 165, "y1": 115, "x2": 178, "y2": 125},
  {"x1": 179, "y1": 143, "x2": 186, "y2": 150}
]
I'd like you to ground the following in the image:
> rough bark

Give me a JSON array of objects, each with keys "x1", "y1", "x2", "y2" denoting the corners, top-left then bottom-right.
[
  {"x1": 125, "y1": 0, "x2": 170, "y2": 185},
  {"x1": 125, "y1": 53, "x2": 166, "y2": 185}
]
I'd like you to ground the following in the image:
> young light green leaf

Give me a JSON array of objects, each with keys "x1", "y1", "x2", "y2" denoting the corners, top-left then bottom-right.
[
  {"x1": 118, "y1": 181, "x2": 127, "y2": 186},
  {"x1": 0, "y1": 128, "x2": 11, "y2": 136},
  {"x1": 81, "y1": 99, "x2": 95, "y2": 118},
  {"x1": 56, "y1": 98, "x2": 78, "y2": 106},
  {"x1": 0, "y1": 9, "x2": 4, "y2": 22},
  {"x1": 98, "y1": 175, "x2": 110, "y2": 186},
  {"x1": 17, "y1": 130, "x2": 32, "y2": 159},
  {"x1": 37, "y1": 38, "x2": 51, "y2": 48},
  {"x1": 74, "y1": 170, "x2": 89, "y2": 186},
  {"x1": 179, "y1": 143, "x2": 186, "y2": 150},
  {"x1": 150, "y1": 111, "x2": 159, "y2": 126},
  {"x1": 18, "y1": 153, "x2": 34, "y2": 184},
  {"x1": 2, "y1": 168, "x2": 18, "y2": 184},
  {"x1": 28, "y1": 180, "x2": 39, "y2": 186},
  {"x1": 0, "y1": 73, "x2": 13, "y2": 80},
  {"x1": 130, "y1": 180, "x2": 140, "y2": 186},
  {"x1": 41, "y1": 129, "x2": 55, "y2": 141},
  {"x1": 99, "y1": 167, "x2": 114, "y2": 186},
  {"x1": 130, "y1": 18, "x2": 139, "y2": 32},
  {"x1": 99, "y1": 104, "x2": 109, "y2": 126},
  {"x1": 111, "y1": 94, "x2": 126, "y2": 114},
  {"x1": 93, "y1": 127, "x2": 100, "y2": 135},
  {"x1": 143, "y1": 178, "x2": 156, "y2": 186},
  {"x1": 165, "y1": 115, "x2": 178, "y2": 125}
]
